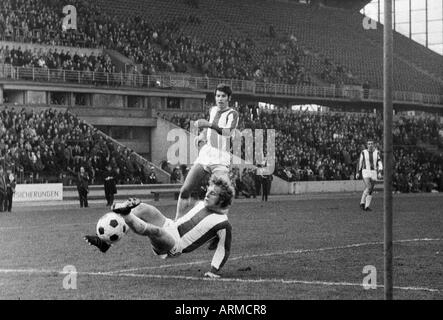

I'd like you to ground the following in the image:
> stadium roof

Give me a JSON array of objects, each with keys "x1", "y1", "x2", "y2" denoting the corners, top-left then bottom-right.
[{"x1": 322, "y1": 0, "x2": 372, "y2": 10}]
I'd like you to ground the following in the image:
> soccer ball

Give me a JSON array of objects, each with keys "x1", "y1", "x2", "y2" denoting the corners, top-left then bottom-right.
[{"x1": 96, "y1": 212, "x2": 129, "y2": 244}]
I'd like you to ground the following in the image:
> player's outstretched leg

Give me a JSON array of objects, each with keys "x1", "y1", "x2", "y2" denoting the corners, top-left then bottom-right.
[
  {"x1": 128, "y1": 202, "x2": 169, "y2": 227},
  {"x1": 116, "y1": 206, "x2": 176, "y2": 254},
  {"x1": 176, "y1": 163, "x2": 207, "y2": 220},
  {"x1": 84, "y1": 198, "x2": 141, "y2": 253}
]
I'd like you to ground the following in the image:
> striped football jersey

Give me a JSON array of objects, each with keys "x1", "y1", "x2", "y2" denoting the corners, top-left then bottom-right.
[
  {"x1": 175, "y1": 201, "x2": 232, "y2": 271},
  {"x1": 205, "y1": 106, "x2": 239, "y2": 153},
  {"x1": 358, "y1": 149, "x2": 383, "y2": 171}
]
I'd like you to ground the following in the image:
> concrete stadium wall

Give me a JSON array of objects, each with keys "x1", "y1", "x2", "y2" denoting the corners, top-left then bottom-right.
[
  {"x1": 5, "y1": 90, "x2": 25, "y2": 104},
  {"x1": 271, "y1": 176, "x2": 365, "y2": 195},
  {"x1": 92, "y1": 93, "x2": 124, "y2": 108},
  {"x1": 63, "y1": 184, "x2": 182, "y2": 201},
  {"x1": 151, "y1": 117, "x2": 199, "y2": 167},
  {"x1": 151, "y1": 117, "x2": 176, "y2": 166},
  {"x1": 27, "y1": 90, "x2": 47, "y2": 104}
]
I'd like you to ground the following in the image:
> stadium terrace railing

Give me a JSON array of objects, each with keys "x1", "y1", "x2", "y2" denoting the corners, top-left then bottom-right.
[
  {"x1": 80, "y1": 120, "x2": 172, "y2": 184},
  {"x1": 1, "y1": 64, "x2": 442, "y2": 106}
]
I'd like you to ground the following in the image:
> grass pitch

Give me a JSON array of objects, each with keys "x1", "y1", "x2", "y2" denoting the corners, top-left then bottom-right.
[{"x1": 0, "y1": 193, "x2": 442, "y2": 300}]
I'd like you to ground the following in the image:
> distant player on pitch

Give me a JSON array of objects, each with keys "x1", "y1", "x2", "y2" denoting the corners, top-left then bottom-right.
[
  {"x1": 356, "y1": 140, "x2": 383, "y2": 211},
  {"x1": 85, "y1": 175, "x2": 234, "y2": 278}
]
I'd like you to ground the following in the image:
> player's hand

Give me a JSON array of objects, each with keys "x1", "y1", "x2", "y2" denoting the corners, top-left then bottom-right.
[
  {"x1": 194, "y1": 136, "x2": 206, "y2": 147},
  {"x1": 377, "y1": 172, "x2": 383, "y2": 180},
  {"x1": 193, "y1": 136, "x2": 200, "y2": 147},
  {"x1": 194, "y1": 119, "x2": 211, "y2": 128},
  {"x1": 204, "y1": 271, "x2": 220, "y2": 278},
  {"x1": 355, "y1": 173, "x2": 360, "y2": 180}
]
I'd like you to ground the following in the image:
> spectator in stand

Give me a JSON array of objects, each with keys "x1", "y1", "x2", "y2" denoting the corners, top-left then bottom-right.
[
  {"x1": 76, "y1": 166, "x2": 89, "y2": 208},
  {"x1": 171, "y1": 166, "x2": 183, "y2": 184},
  {"x1": 5, "y1": 170, "x2": 16, "y2": 212},
  {"x1": 103, "y1": 164, "x2": 117, "y2": 207},
  {"x1": 161, "y1": 106, "x2": 442, "y2": 191},
  {"x1": 0, "y1": 167, "x2": 6, "y2": 212},
  {"x1": 148, "y1": 167, "x2": 157, "y2": 184}
]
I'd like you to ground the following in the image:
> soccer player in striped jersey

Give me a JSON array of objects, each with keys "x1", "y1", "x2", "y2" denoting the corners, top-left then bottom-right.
[
  {"x1": 85, "y1": 175, "x2": 234, "y2": 278},
  {"x1": 176, "y1": 84, "x2": 239, "y2": 221},
  {"x1": 356, "y1": 140, "x2": 383, "y2": 211}
]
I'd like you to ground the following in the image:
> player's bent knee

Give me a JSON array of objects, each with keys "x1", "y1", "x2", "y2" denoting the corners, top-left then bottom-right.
[
  {"x1": 132, "y1": 203, "x2": 154, "y2": 216},
  {"x1": 149, "y1": 226, "x2": 163, "y2": 238}
]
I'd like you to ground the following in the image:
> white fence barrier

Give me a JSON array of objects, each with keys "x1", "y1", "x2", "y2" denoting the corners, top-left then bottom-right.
[
  {"x1": 271, "y1": 176, "x2": 384, "y2": 195},
  {"x1": 13, "y1": 183, "x2": 63, "y2": 202}
]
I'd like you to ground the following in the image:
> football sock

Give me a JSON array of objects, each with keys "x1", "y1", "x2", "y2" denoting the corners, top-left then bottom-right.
[
  {"x1": 360, "y1": 189, "x2": 368, "y2": 205},
  {"x1": 365, "y1": 195, "x2": 372, "y2": 209}
]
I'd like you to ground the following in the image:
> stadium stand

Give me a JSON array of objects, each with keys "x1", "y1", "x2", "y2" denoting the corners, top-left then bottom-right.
[
  {"x1": 158, "y1": 107, "x2": 443, "y2": 193},
  {"x1": 0, "y1": 45, "x2": 115, "y2": 74},
  {"x1": 0, "y1": 0, "x2": 442, "y2": 194},
  {"x1": 0, "y1": 106, "x2": 157, "y2": 185},
  {"x1": 1, "y1": 0, "x2": 441, "y2": 94}
]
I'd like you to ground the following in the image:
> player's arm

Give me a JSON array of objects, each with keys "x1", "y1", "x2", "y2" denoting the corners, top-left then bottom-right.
[
  {"x1": 205, "y1": 222, "x2": 232, "y2": 277},
  {"x1": 194, "y1": 128, "x2": 208, "y2": 147},
  {"x1": 196, "y1": 110, "x2": 239, "y2": 136}
]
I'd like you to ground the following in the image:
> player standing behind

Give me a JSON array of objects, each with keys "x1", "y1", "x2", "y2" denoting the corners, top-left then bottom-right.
[
  {"x1": 175, "y1": 84, "x2": 239, "y2": 220},
  {"x1": 356, "y1": 140, "x2": 383, "y2": 211}
]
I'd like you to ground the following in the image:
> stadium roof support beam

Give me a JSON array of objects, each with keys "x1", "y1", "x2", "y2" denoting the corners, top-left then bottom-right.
[{"x1": 383, "y1": 0, "x2": 394, "y2": 301}]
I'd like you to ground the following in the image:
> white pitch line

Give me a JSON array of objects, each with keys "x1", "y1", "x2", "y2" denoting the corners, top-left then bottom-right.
[
  {"x1": 108, "y1": 238, "x2": 443, "y2": 274},
  {"x1": 106, "y1": 273, "x2": 441, "y2": 293},
  {"x1": 0, "y1": 237, "x2": 441, "y2": 295},
  {"x1": 0, "y1": 268, "x2": 440, "y2": 293},
  {"x1": 0, "y1": 222, "x2": 93, "y2": 231}
]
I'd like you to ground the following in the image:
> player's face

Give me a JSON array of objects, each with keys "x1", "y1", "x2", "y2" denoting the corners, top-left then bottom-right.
[
  {"x1": 215, "y1": 90, "x2": 230, "y2": 109},
  {"x1": 204, "y1": 185, "x2": 221, "y2": 209},
  {"x1": 367, "y1": 141, "x2": 374, "y2": 151}
]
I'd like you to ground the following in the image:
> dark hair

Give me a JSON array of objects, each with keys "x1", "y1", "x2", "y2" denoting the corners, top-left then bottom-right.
[
  {"x1": 210, "y1": 174, "x2": 235, "y2": 208},
  {"x1": 214, "y1": 83, "x2": 232, "y2": 98}
]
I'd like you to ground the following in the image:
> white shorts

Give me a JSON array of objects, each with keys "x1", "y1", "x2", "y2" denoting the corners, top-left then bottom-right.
[
  {"x1": 202, "y1": 163, "x2": 229, "y2": 175},
  {"x1": 362, "y1": 169, "x2": 377, "y2": 181},
  {"x1": 195, "y1": 144, "x2": 231, "y2": 168},
  {"x1": 151, "y1": 218, "x2": 182, "y2": 259}
]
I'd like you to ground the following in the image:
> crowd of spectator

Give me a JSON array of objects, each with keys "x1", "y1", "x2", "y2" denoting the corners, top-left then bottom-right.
[
  {"x1": 0, "y1": 45, "x2": 115, "y2": 74},
  {"x1": 1, "y1": 0, "x2": 441, "y2": 97},
  {"x1": 0, "y1": 107, "x2": 157, "y2": 185},
  {"x1": 257, "y1": 36, "x2": 312, "y2": 85},
  {"x1": 96, "y1": 15, "x2": 261, "y2": 81},
  {"x1": 157, "y1": 106, "x2": 443, "y2": 193},
  {"x1": 392, "y1": 147, "x2": 443, "y2": 193},
  {"x1": 0, "y1": 0, "x2": 343, "y2": 87},
  {"x1": 160, "y1": 159, "x2": 269, "y2": 199},
  {"x1": 0, "y1": 0, "x2": 101, "y2": 47},
  {"x1": 2, "y1": 105, "x2": 436, "y2": 193},
  {"x1": 319, "y1": 57, "x2": 353, "y2": 86}
]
